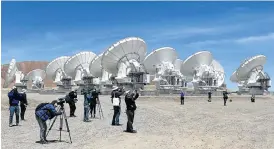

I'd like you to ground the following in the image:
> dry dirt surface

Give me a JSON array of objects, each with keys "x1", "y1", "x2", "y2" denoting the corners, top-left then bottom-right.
[{"x1": 1, "y1": 92, "x2": 274, "y2": 149}]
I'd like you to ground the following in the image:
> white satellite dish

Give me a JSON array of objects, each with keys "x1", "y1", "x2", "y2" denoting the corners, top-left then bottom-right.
[
  {"x1": 143, "y1": 47, "x2": 184, "y2": 87},
  {"x1": 181, "y1": 51, "x2": 225, "y2": 90},
  {"x1": 101, "y1": 37, "x2": 147, "y2": 80},
  {"x1": 231, "y1": 55, "x2": 271, "y2": 94},
  {"x1": 26, "y1": 69, "x2": 46, "y2": 89},
  {"x1": 3, "y1": 59, "x2": 25, "y2": 88},
  {"x1": 89, "y1": 53, "x2": 112, "y2": 84},
  {"x1": 46, "y1": 56, "x2": 70, "y2": 84},
  {"x1": 64, "y1": 51, "x2": 97, "y2": 84}
]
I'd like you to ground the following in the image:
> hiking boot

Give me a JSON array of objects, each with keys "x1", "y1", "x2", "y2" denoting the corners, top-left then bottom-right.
[{"x1": 9, "y1": 124, "x2": 13, "y2": 127}]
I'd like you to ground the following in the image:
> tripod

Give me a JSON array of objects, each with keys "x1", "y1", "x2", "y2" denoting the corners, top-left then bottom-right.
[
  {"x1": 46, "y1": 104, "x2": 72, "y2": 143},
  {"x1": 96, "y1": 97, "x2": 104, "y2": 119}
]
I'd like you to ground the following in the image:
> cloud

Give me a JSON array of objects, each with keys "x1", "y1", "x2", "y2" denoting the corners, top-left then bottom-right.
[{"x1": 235, "y1": 33, "x2": 274, "y2": 43}]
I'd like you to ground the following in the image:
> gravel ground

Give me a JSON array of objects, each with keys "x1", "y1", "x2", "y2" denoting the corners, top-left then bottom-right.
[{"x1": 1, "y1": 92, "x2": 274, "y2": 149}]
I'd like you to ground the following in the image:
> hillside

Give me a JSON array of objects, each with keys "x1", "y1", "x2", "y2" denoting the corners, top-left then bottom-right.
[{"x1": 1, "y1": 61, "x2": 56, "y2": 88}]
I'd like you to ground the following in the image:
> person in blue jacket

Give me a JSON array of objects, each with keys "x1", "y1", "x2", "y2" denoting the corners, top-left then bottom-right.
[
  {"x1": 180, "y1": 91, "x2": 185, "y2": 105},
  {"x1": 35, "y1": 100, "x2": 62, "y2": 144},
  {"x1": 8, "y1": 87, "x2": 23, "y2": 127}
]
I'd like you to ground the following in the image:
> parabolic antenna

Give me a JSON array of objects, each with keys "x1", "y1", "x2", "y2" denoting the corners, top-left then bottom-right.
[
  {"x1": 210, "y1": 59, "x2": 225, "y2": 86},
  {"x1": 181, "y1": 51, "x2": 213, "y2": 77},
  {"x1": 236, "y1": 55, "x2": 266, "y2": 81},
  {"x1": 89, "y1": 53, "x2": 103, "y2": 78},
  {"x1": 26, "y1": 69, "x2": 46, "y2": 89},
  {"x1": 143, "y1": 47, "x2": 178, "y2": 74},
  {"x1": 174, "y1": 59, "x2": 183, "y2": 71},
  {"x1": 3, "y1": 59, "x2": 17, "y2": 88},
  {"x1": 101, "y1": 37, "x2": 147, "y2": 76},
  {"x1": 64, "y1": 51, "x2": 97, "y2": 81},
  {"x1": 46, "y1": 56, "x2": 70, "y2": 83},
  {"x1": 230, "y1": 71, "x2": 238, "y2": 82}
]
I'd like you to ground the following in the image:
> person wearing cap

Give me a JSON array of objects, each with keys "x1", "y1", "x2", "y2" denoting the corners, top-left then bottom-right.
[
  {"x1": 208, "y1": 91, "x2": 212, "y2": 102},
  {"x1": 20, "y1": 89, "x2": 28, "y2": 120},
  {"x1": 111, "y1": 86, "x2": 125, "y2": 126},
  {"x1": 8, "y1": 87, "x2": 23, "y2": 127},
  {"x1": 180, "y1": 91, "x2": 185, "y2": 105},
  {"x1": 124, "y1": 90, "x2": 139, "y2": 133},
  {"x1": 35, "y1": 100, "x2": 62, "y2": 144},
  {"x1": 81, "y1": 88, "x2": 93, "y2": 122},
  {"x1": 223, "y1": 90, "x2": 229, "y2": 106}
]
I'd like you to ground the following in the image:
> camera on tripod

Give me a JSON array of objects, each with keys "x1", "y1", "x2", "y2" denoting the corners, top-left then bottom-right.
[{"x1": 57, "y1": 98, "x2": 66, "y2": 106}]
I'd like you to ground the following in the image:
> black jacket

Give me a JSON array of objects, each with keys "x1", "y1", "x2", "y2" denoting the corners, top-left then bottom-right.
[
  {"x1": 125, "y1": 91, "x2": 139, "y2": 111},
  {"x1": 20, "y1": 93, "x2": 28, "y2": 106},
  {"x1": 111, "y1": 90, "x2": 124, "y2": 106}
]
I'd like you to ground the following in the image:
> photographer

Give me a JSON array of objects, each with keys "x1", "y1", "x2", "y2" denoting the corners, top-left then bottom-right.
[
  {"x1": 20, "y1": 89, "x2": 28, "y2": 120},
  {"x1": 35, "y1": 100, "x2": 62, "y2": 144},
  {"x1": 251, "y1": 94, "x2": 255, "y2": 102},
  {"x1": 180, "y1": 91, "x2": 185, "y2": 105},
  {"x1": 65, "y1": 91, "x2": 78, "y2": 117},
  {"x1": 90, "y1": 89, "x2": 99, "y2": 118},
  {"x1": 8, "y1": 87, "x2": 22, "y2": 127},
  {"x1": 124, "y1": 90, "x2": 139, "y2": 133},
  {"x1": 111, "y1": 86, "x2": 125, "y2": 126},
  {"x1": 82, "y1": 88, "x2": 92, "y2": 122},
  {"x1": 223, "y1": 90, "x2": 229, "y2": 106}
]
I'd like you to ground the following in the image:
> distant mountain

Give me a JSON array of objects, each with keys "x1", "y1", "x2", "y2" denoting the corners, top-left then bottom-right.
[{"x1": 1, "y1": 61, "x2": 56, "y2": 88}]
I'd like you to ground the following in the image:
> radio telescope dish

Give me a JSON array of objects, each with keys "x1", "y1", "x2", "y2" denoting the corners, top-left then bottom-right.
[
  {"x1": 230, "y1": 71, "x2": 238, "y2": 82},
  {"x1": 174, "y1": 59, "x2": 183, "y2": 71},
  {"x1": 64, "y1": 51, "x2": 96, "y2": 83},
  {"x1": 181, "y1": 51, "x2": 213, "y2": 77},
  {"x1": 144, "y1": 47, "x2": 177, "y2": 74},
  {"x1": 46, "y1": 56, "x2": 70, "y2": 84},
  {"x1": 3, "y1": 59, "x2": 17, "y2": 88},
  {"x1": 101, "y1": 37, "x2": 146, "y2": 77},
  {"x1": 26, "y1": 69, "x2": 46, "y2": 89},
  {"x1": 236, "y1": 55, "x2": 266, "y2": 81},
  {"x1": 89, "y1": 53, "x2": 103, "y2": 78},
  {"x1": 210, "y1": 59, "x2": 225, "y2": 86}
]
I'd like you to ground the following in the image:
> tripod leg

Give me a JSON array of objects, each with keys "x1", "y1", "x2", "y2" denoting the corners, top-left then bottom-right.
[
  {"x1": 62, "y1": 108, "x2": 72, "y2": 143},
  {"x1": 99, "y1": 103, "x2": 104, "y2": 119},
  {"x1": 46, "y1": 107, "x2": 61, "y2": 137},
  {"x1": 59, "y1": 113, "x2": 63, "y2": 142}
]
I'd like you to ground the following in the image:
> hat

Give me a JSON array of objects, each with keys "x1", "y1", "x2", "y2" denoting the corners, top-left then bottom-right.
[
  {"x1": 12, "y1": 86, "x2": 16, "y2": 89},
  {"x1": 112, "y1": 86, "x2": 119, "y2": 91},
  {"x1": 21, "y1": 89, "x2": 26, "y2": 93},
  {"x1": 125, "y1": 90, "x2": 131, "y2": 94}
]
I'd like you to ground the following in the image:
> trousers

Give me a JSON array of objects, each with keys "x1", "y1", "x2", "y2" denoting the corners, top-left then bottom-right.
[
  {"x1": 69, "y1": 102, "x2": 76, "y2": 116},
  {"x1": 20, "y1": 104, "x2": 26, "y2": 120},
  {"x1": 112, "y1": 106, "x2": 120, "y2": 125},
  {"x1": 84, "y1": 106, "x2": 90, "y2": 121},
  {"x1": 181, "y1": 97, "x2": 184, "y2": 105},
  {"x1": 126, "y1": 110, "x2": 135, "y2": 132},
  {"x1": 90, "y1": 103, "x2": 96, "y2": 116},
  {"x1": 224, "y1": 98, "x2": 227, "y2": 106},
  {"x1": 36, "y1": 115, "x2": 47, "y2": 142},
  {"x1": 9, "y1": 106, "x2": 20, "y2": 125}
]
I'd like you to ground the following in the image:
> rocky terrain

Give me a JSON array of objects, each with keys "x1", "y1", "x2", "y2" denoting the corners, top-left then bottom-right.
[{"x1": 2, "y1": 91, "x2": 274, "y2": 149}]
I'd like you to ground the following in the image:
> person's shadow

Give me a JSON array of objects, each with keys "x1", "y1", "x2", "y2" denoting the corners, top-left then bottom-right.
[{"x1": 35, "y1": 140, "x2": 71, "y2": 144}]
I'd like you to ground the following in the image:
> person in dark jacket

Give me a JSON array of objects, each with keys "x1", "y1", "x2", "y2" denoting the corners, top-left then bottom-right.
[
  {"x1": 223, "y1": 90, "x2": 229, "y2": 106},
  {"x1": 251, "y1": 94, "x2": 255, "y2": 102},
  {"x1": 65, "y1": 90, "x2": 77, "y2": 117},
  {"x1": 180, "y1": 91, "x2": 185, "y2": 105},
  {"x1": 124, "y1": 90, "x2": 139, "y2": 133},
  {"x1": 90, "y1": 89, "x2": 98, "y2": 118},
  {"x1": 35, "y1": 100, "x2": 62, "y2": 144},
  {"x1": 111, "y1": 86, "x2": 125, "y2": 126},
  {"x1": 82, "y1": 88, "x2": 92, "y2": 122},
  {"x1": 8, "y1": 87, "x2": 23, "y2": 127},
  {"x1": 208, "y1": 91, "x2": 212, "y2": 102},
  {"x1": 20, "y1": 89, "x2": 28, "y2": 120}
]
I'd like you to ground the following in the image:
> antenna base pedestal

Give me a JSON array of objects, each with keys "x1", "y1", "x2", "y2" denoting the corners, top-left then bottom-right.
[{"x1": 57, "y1": 77, "x2": 73, "y2": 92}]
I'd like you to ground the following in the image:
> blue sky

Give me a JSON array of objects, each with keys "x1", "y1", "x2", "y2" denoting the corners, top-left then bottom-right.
[{"x1": 2, "y1": 2, "x2": 274, "y2": 90}]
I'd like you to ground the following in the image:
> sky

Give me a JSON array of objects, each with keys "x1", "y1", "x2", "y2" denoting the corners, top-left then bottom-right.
[{"x1": 1, "y1": 1, "x2": 274, "y2": 90}]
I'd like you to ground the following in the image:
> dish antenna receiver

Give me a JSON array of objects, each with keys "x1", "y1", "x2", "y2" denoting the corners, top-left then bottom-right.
[
  {"x1": 230, "y1": 55, "x2": 271, "y2": 95},
  {"x1": 101, "y1": 37, "x2": 147, "y2": 90},
  {"x1": 3, "y1": 59, "x2": 26, "y2": 90},
  {"x1": 64, "y1": 51, "x2": 97, "y2": 90},
  {"x1": 144, "y1": 47, "x2": 185, "y2": 90},
  {"x1": 46, "y1": 56, "x2": 71, "y2": 90},
  {"x1": 26, "y1": 69, "x2": 46, "y2": 90},
  {"x1": 181, "y1": 51, "x2": 225, "y2": 92}
]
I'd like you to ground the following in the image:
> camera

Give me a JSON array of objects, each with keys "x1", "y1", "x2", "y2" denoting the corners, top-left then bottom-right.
[{"x1": 57, "y1": 98, "x2": 66, "y2": 105}]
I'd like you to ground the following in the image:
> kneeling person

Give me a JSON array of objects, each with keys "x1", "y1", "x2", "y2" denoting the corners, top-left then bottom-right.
[
  {"x1": 124, "y1": 90, "x2": 139, "y2": 133},
  {"x1": 35, "y1": 100, "x2": 62, "y2": 144}
]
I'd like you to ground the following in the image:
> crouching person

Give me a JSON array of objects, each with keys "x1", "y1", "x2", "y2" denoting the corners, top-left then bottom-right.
[
  {"x1": 35, "y1": 100, "x2": 62, "y2": 144},
  {"x1": 124, "y1": 90, "x2": 139, "y2": 133}
]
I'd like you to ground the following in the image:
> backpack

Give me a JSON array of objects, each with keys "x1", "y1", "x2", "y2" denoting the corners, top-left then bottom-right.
[{"x1": 35, "y1": 103, "x2": 48, "y2": 112}]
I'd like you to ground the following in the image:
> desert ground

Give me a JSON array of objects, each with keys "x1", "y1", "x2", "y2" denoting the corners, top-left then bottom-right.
[{"x1": 1, "y1": 91, "x2": 274, "y2": 149}]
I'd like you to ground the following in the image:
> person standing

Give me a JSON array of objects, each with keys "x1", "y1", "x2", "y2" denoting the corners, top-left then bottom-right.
[
  {"x1": 82, "y1": 88, "x2": 92, "y2": 122},
  {"x1": 208, "y1": 91, "x2": 212, "y2": 102},
  {"x1": 124, "y1": 90, "x2": 139, "y2": 133},
  {"x1": 35, "y1": 100, "x2": 62, "y2": 144},
  {"x1": 180, "y1": 91, "x2": 185, "y2": 105},
  {"x1": 90, "y1": 89, "x2": 98, "y2": 118},
  {"x1": 65, "y1": 90, "x2": 78, "y2": 117},
  {"x1": 8, "y1": 87, "x2": 22, "y2": 127},
  {"x1": 251, "y1": 94, "x2": 255, "y2": 102},
  {"x1": 223, "y1": 90, "x2": 229, "y2": 106},
  {"x1": 111, "y1": 86, "x2": 124, "y2": 126},
  {"x1": 20, "y1": 89, "x2": 28, "y2": 120}
]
